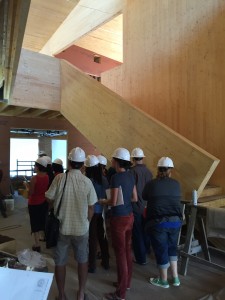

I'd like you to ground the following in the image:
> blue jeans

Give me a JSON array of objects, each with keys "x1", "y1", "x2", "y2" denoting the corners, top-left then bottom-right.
[
  {"x1": 150, "y1": 226, "x2": 180, "y2": 269},
  {"x1": 132, "y1": 212, "x2": 150, "y2": 264}
]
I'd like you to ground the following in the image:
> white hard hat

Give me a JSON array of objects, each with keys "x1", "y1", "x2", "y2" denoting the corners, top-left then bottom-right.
[
  {"x1": 35, "y1": 157, "x2": 47, "y2": 168},
  {"x1": 84, "y1": 155, "x2": 99, "y2": 167},
  {"x1": 112, "y1": 148, "x2": 130, "y2": 161},
  {"x1": 53, "y1": 158, "x2": 63, "y2": 165},
  {"x1": 131, "y1": 148, "x2": 145, "y2": 158},
  {"x1": 97, "y1": 155, "x2": 107, "y2": 166},
  {"x1": 43, "y1": 156, "x2": 52, "y2": 165},
  {"x1": 69, "y1": 147, "x2": 85, "y2": 162},
  {"x1": 68, "y1": 151, "x2": 72, "y2": 160},
  {"x1": 157, "y1": 157, "x2": 174, "y2": 168}
]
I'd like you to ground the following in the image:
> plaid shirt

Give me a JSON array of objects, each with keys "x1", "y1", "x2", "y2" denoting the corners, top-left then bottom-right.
[{"x1": 45, "y1": 169, "x2": 97, "y2": 236}]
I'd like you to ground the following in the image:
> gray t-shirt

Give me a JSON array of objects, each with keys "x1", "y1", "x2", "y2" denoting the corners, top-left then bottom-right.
[{"x1": 130, "y1": 164, "x2": 153, "y2": 214}]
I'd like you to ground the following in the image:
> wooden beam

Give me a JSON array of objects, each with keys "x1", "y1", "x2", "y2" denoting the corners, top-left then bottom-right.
[
  {"x1": 3, "y1": 0, "x2": 31, "y2": 100},
  {"x1": 60, "y1": 60, "x2": 219, "y2": 199},
  {"x1": 4, "y1": 106, "x2": 30, "y2": 116},
  {"x1": 0, "y1": 102, "x2": 8, "y2": 113},
  {"x1": 40, "y1": 0, "x2": 123, "y2": 56},
  {"x1": 47, "y1": 112, "x2": 62, "y2": 119},
  {"x1": 11, "y1": 49, "x2": 61, "y2": 111},
  {"x1": 28, "y1": 109, "x2": 49, "y2": 117}
]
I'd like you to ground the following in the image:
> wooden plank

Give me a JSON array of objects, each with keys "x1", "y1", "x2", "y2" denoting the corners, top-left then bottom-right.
[
  {"x1": 3, "y1": 0, "x2": 31, "y2": 100},
  {"x1": 11, "y1": 49, "x2": 61, "y2": 111},
  {"x1": 199, "y1": 197, "x2": 225, "y2": 208},
  {"x1": 40, "y1": 0, "x2": 123, "y2": 56},
  {"x1": 22, "y1": 0, "x2": 79, "y2": 52},
  {"x1": 60, "y1": 60, "x2": 219, "y2": 199}
]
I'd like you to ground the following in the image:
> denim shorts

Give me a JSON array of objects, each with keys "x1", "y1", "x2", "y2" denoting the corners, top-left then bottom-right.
[
  {"x1": 150, "y1": 226, "x2": 180, "y2": 269},
  {"x1": 54, "y1": 231, "x2": 89, "y2": 265}
]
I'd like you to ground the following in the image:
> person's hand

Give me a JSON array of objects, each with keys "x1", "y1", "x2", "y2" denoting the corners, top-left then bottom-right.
[
  {"x1": 99, "y1": 198, "x2": 106, "y2": 205},
  {"x1": 23, "y1": 181, "x2": 29, "y2": 190}
]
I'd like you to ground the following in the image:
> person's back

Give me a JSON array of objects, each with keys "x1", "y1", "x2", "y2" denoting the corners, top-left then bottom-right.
[
  {"x1": 130, "y1": 148, "x2": 152, "y2": 265},
  {"x1": 48, "y1": 169, "x2": 96, "y2": 236},
  {"x1": 45, "y1": 147, "x2": 97, "y2": 300},
  {"x1": 28, "y1": 174, "x2": 49, "y2": 205},
  {"x1": 131, "y1": 164, "x2": 152, "y2": 214},
  {"x1": 143, "y1": 177, "x2": 182, "y2": 221}
]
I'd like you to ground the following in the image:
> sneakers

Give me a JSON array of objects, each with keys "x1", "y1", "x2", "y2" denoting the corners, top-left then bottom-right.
[
  {"x1": 149, "y1": 277, "x2": 169, "y2": 288},
  {"x1": 172, "y1": 277, "x2": 180, "y2": 286}
]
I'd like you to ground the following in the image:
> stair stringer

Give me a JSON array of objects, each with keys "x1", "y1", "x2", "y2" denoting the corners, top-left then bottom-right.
[{"x1": 60, "y1": 60, "x2": 219, "y2": 199}]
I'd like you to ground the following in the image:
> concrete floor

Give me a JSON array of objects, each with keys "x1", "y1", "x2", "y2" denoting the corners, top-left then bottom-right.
[{"x1": 1, "y1": 196, "x2": 225, "y2": 300}]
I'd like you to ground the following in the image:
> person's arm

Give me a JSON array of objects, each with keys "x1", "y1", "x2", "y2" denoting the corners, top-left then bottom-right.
[
  {"x1": 45, "y1": 175, "x2": 60, "y2": 207},
  {"x1": 131, "y1": 185, "x2": 138, "y2": 202},
  {"x1": 99, "y1": 187, "x2": 119, "y2": 206},
  {"x1": 88, "y1": 205, "x2": 94, "y2": 221},
  {"x1": 27, "y1": 176, "x2": 36, "y2": 197}
]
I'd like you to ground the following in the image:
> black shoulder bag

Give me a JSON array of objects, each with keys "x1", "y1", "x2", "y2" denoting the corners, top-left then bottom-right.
[{"x1": 45, "y1": 171, "x2": 68, "y2": 249}]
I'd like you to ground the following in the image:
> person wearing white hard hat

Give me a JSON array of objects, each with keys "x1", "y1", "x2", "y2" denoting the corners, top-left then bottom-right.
[
  {"x1": 99, "y1": 148, "x2": 137, "y2": 300},
  {"x1": 130, "y1": 148, "x2": 153, "y2": 265},
  {"x1": 42, "y1": 156, "x2": 54, "y2": 187},
  {"x1": 97, "y1": 154, "x2": 108, "y2": 177},
  {"x1": 84, "y1": 155, "x2": 110, "y2": 273},
  {"x1": 142, "y1": 157, "x2": 182, "y2": 289},
  {"x1": 26, "y1": 157, "x2": 49, "y2": 252},
  {"x1": 52, "y1": 158, "x2": 64, "y2": 177},
  {"x1": 45, "y1": 147, "x2": 97, "y2": 300}
]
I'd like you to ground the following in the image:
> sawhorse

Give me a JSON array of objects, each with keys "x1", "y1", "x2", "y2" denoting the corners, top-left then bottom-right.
[{"x1": 179, "y1": 204, "x2": 225, "y2": 275}]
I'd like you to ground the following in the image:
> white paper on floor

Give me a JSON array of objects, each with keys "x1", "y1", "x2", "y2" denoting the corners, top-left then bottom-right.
[{"x1": 0, "y1": 267, "x2": 53, "y2": 300}]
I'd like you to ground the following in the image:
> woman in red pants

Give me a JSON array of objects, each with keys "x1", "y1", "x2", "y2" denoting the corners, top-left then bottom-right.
[{"x1": 100, "y1": 148, "x2": 137, "y2": 300}]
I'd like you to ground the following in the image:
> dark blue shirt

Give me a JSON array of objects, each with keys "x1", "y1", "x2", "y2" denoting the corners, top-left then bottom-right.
[
  {"x1": 110, "y1": 171, "x2": 135, "y2": 217},
  {"x1": 92, "y1": 176, "x2": 108, "y2": 214},
  {"x1": 142, "y1": 177, "x2": 182, "y2": 222}
]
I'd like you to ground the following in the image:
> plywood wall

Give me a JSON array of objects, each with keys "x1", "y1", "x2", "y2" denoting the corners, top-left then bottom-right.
[
  {"x1": 101, "y1": 0, "x2": 225, "y2": 190},
  {"x1": 60, "y1": 60, "x2": 219, "y2": 199}
]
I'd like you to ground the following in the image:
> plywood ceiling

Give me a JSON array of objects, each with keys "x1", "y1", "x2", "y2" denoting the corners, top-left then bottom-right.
[
  {"x1": 75, "y1": 14, "x2": 123, "y2": 62},
  {"x1": 22, "y1": 0, "x2": 123, "y2": 62},
  {"x1": 22, "y1": 0, "x2": 79, "y2": 52}
]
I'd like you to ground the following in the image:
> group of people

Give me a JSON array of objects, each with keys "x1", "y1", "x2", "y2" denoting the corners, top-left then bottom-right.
[{"x1": 26, "y1": 147, "x2": 183, "y2": 300}]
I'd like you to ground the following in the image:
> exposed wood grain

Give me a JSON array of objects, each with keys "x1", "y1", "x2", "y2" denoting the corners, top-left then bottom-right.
[
  {"x1": 3, "y1": 0, "x2": 31, "y2": 100},
  {"x1": 22, "y1": 0, "x2": 79, "y2": 52},
  {"x1": 102, "y1": 0, "x2": 225, "y2": 192},
  {"x1": 40, "y1": 0, "x2": 123, "y2": 56},
  {"x1": 60, "y1": 60, "x2": 219, "y2": 199},
  {"x1": 75, "y1": 14, "x2": 123, "y2": 62},
  {"x1": 11, "y1": 49, "x2": 60, "y2": 111}
]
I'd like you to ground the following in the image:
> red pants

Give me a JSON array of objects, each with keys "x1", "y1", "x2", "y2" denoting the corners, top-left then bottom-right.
[{"x1": 110, "y1": 213, "x2": 134, "y2": 299}]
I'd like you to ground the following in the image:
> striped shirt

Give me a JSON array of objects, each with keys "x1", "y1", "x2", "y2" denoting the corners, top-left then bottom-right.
[{"x1": 45, "y1": 169, "x2": 97, "y2": 236}]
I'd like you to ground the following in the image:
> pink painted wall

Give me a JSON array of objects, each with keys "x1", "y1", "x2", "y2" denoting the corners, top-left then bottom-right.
[{"x1": 56, "y1": 45, "x2": 122, "y2": 77}]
